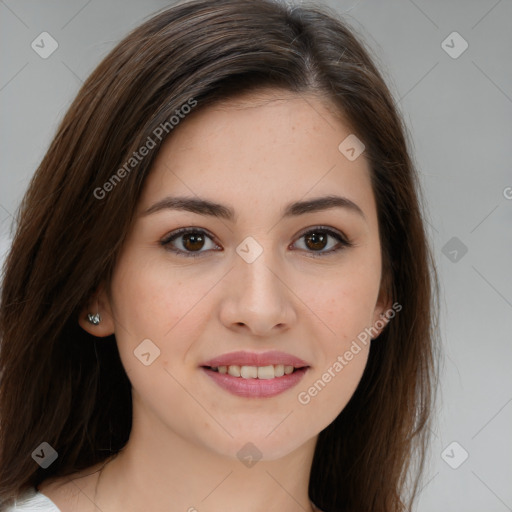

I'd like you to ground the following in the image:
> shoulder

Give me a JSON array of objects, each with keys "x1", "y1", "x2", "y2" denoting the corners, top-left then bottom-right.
[{"x1": 4, "y1": 487, "x2": 61, "y2": 511}]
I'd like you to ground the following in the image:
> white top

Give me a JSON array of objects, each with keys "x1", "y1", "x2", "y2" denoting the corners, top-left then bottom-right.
[
  {"x1": 4, "y1": 487, "x2": 325, "y2": 512},
  {"x1": 4, "y1": 488, "x2": 61, "y2": 511}
]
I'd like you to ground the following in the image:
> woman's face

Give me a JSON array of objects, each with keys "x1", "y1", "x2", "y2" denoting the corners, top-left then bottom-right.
[{"x1": 93, "y1": 89, "x2": 390, "y2": 461}]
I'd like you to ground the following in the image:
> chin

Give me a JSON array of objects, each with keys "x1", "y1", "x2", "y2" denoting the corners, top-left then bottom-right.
[{"x1": 201, "y1": 426, "x2": 312, "y2": 463}]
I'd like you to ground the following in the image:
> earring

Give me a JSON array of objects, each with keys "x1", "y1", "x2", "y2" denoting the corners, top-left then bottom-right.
[{"x1": 87, "y1": 313, "x2": 101, "y2": 325}]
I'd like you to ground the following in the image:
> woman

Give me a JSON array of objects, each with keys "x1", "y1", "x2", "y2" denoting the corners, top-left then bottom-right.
[{"x1": 0, "y1": 0, "x2": 439, "y2": 511}]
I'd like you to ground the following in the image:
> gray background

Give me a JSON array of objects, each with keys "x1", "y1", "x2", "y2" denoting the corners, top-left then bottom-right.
[{"x1": 1, "y1": 0, "x2": 511, "y2": 510}]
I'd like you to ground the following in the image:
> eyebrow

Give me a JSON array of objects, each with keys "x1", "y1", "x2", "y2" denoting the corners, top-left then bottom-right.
[{"x1": 141, "y1": 194, "x2": 366, "y2": 222}]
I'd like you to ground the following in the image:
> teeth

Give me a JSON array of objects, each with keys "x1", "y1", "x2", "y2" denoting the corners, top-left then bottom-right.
[
  {"x1": 274, "y1": 365, "x2": 285, "y2": 377},
  {"x1": 227, "y1": 365, "x2": 241, "y2": 377},
  {"x1": 211, "y1": 364, "x2": 299, "y2": 379},
  {"x1": 284, "y1": 365, "x2": 294, "y2": 375},
  {"x1": 257, "y1": 365, "x2": 274, "y2": 379},
  {"x1": 241, "y1": 365, "x2": 258, "y2": 378}
]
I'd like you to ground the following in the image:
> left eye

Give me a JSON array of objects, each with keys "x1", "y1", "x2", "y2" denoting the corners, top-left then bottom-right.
[
  {"x1": 292, "y1": 227, "x2": 351, "y2": 256},
  {"x1": 161, "y1": 226, "x2": 351, "y2": 258}
]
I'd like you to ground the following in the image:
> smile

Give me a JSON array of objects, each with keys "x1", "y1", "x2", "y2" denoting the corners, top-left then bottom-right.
[
  {"x1": 207, "y1": 364, "x2": 299, "y2": 379},
  {"x1": 201, "y1": 365, "x2": 309, "y2": 398}
]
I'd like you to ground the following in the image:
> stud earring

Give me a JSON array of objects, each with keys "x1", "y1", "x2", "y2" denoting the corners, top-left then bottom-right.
[{"x1": 87, "y1": 313, "x2": 101, "y2": 325}]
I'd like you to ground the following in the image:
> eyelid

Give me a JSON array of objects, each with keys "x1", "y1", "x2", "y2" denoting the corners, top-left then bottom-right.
[
  {"x1": 161, "y1": 226, "x2": 217, "y2": 243},
  {"x1": 291, "y1": 225, "x2": 353, "y2": 257},
  {"x1": 293, "y1": 225, "x2": 350, "y2": 245},
  {"x1": 160, "y1": 226, "x2": 221, "y2": 258}
]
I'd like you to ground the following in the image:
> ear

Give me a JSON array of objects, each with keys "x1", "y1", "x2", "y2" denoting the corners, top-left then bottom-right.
[
  {"x1": 370, "y1": 283, "x2": 393, "y2": 341},
  {"x1": 78, "y1": 282, "x2": 116, "y2": 337}
]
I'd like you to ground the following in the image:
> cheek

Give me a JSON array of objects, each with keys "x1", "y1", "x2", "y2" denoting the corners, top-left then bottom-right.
[
  {"x1": 108, "y1": 252, "x2": 219, "y2": 377},
  {"x1": 296, "y1": 272, "x2": 375, "y2": 417},
  {"x1": 299, "y1": 260, "x2": 381, "y2": 342},
  {"x1": 110, "y1": 252, "x2": 206, "y2": 336},
  {"x1": 292, "y1": 259, "x2": 378, "y2": 416},
  {"x1": 298, "y1": 342, "x2": 369, "y2": 426}
]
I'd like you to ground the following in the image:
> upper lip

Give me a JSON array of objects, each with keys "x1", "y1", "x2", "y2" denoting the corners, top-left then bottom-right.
[{"x1": 200, "y1": 350, "x2": 310, "y2": 368}]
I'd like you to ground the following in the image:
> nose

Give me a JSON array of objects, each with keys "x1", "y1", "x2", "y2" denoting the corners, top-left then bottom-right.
[{"x1": 218, "y1": 248, "x2": 297, "y2": 337}]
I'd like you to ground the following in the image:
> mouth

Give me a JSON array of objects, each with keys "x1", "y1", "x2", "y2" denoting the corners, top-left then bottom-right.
[
  {"x1": 201, "y1": 363, "x2": 308, "y2": 379},
  {"x1": 199, "y1": 350, "x2": 311, "y2": 397},
  {"x1": 200, "y1": 364, "x2": 309, "y2": 398}
]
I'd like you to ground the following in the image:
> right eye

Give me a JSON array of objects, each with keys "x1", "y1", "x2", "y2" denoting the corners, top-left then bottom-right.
[{"x1": 160, "y1": 227, "x2": 222, "y2": 258}]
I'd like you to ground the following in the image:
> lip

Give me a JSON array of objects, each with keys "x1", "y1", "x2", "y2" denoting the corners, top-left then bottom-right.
[
  {"x1": 201, "y1": 366, "x2": 309, "y2": 398},
  {"x1": 200, "y1": 350, "x2": 310, "y2": 368},
  {"x1": 199, "y1": 350, "x2": 310, "y2": 399}
]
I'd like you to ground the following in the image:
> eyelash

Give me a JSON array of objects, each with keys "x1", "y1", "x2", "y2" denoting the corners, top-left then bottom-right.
[{"x1": 160, "y1": 226, "x2": 353, "y2": 259}]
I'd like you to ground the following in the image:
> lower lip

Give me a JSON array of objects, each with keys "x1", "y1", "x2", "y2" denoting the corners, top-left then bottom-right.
[{"x1": 200, "y1": 367, "x2": 309, "y2": 398}]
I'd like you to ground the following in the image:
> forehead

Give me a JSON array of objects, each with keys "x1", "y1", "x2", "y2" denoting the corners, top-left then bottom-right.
[{"x1": 139, "y1": 90, "x2": 376, "y2": 225}]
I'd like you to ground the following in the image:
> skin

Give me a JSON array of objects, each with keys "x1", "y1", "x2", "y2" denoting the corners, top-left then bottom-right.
[{"x1": 39, "y1": 89, "x2": 391, "y2": 512}]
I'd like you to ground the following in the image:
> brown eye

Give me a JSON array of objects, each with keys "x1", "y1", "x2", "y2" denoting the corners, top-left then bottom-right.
[
  {"x1": 161, "y1": 228, "x2": 220, "y2": 257},
  {"x1": 304, "y1": 231, "x2": 329, "y2": 251},
  {"x1": 181, "y1": 232, "x2": 206, "y2": 252},
  {"x1": 292, "y1": 227, "x2": 352, "y2": 257}
]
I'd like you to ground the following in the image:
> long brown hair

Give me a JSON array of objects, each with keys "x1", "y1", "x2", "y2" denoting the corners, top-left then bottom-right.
[{"x1": 0, "y1": 1, "x2": 439, "y2": 510}]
